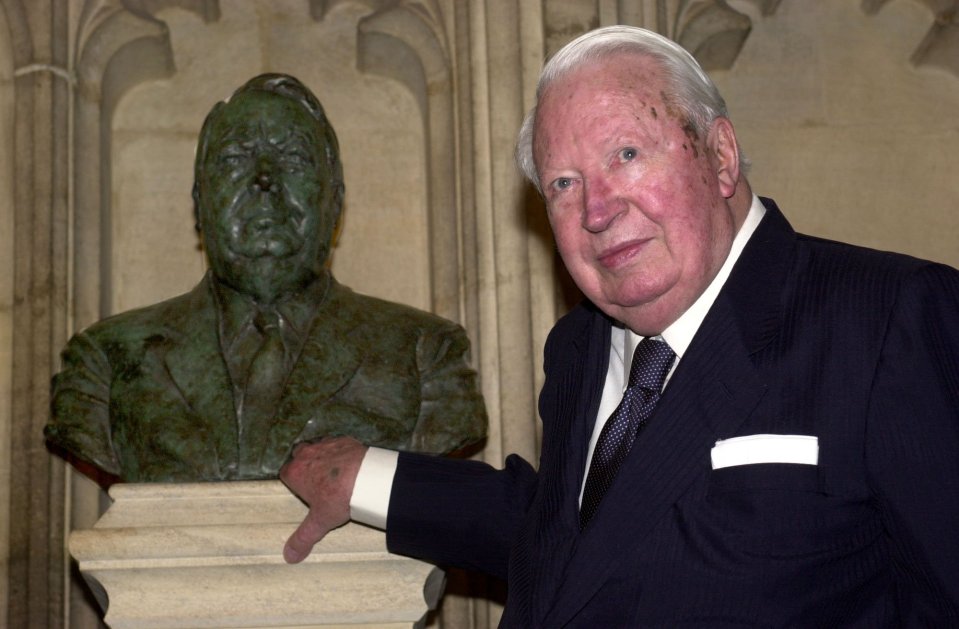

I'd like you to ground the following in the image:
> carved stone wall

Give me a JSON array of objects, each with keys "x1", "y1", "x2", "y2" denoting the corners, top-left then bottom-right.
[
  {"x1": 713, "y1": 0, "x2": 959, "y2": 266},
  {"x1": 0, "y1": 6, "x2": 14, "y2": 624},
  {"x1": 3, "y1": 1, "x2": 958, "y2": 627}
]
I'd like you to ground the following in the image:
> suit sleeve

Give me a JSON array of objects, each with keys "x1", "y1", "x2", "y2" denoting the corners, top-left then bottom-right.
[
  {"x1": 385, "y1": 451, "x2": 538, "y2": 581},
  {"x1": 46, "y1": 331, "x2": 121, "y2": 477},
  {"x1": 409, "y1": 322, "x2": 488, "y2": 454},
  {"x1": 865, "y1": 262, "x2": 959, "y2": 622}
]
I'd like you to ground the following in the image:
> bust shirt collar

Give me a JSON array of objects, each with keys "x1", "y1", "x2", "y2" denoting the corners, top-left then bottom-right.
[{"x1": 210, "y1": 270, "x2": 331, "y2": 352}]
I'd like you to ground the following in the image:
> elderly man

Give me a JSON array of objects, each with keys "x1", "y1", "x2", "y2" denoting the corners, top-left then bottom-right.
[
  {"x1": 281, "y1": 27, "x2": 959, "y2": 625},
  {"x1": 47, "y1": 74, "x2": 486, "y2": 484}
]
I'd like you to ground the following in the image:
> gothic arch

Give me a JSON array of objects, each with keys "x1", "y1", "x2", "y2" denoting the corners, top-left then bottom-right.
[
  {"x1": 72, "y1": 0, "x2": 216, "y2": 327},
  {"x1": 357, "y1": 2, "x2": 462, "y2": 321},
  {"x1": 863, "y1": 0, "x2": 959, "y2": 77}
]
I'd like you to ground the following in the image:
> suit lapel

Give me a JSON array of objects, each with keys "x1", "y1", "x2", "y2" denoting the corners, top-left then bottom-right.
[
  {"x1": 542, "y1": 297, "x2": 766, "y2": 625},
  {"x1": 521, "y1": 305, "x2": 611, "y2": 623},
  {"x1": 540, "y1": 199, "x2": 796, "y2": 625}
]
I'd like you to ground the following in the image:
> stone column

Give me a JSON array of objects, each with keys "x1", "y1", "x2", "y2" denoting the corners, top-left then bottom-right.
[{"x1": 2, "y1": 0, "x2": 71, "y2": 626}]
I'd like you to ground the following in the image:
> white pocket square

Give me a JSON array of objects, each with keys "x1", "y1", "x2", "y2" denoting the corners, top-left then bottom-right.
[{"x1": 710, "y1": 434, "x2": 819, "y2": 470}]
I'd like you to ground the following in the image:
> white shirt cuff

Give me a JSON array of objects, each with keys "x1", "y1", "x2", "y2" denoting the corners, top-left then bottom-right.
[{"x1": 348, "y1": 446, "x2": 398, "y2": 529}]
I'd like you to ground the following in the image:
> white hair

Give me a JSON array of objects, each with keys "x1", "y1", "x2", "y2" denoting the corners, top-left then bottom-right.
[{"x1": 515, "y1": 25, "x2": 748, "y2": 193}]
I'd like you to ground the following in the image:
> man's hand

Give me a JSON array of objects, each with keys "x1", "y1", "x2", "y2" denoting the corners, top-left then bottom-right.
[{"x1": 279, "y1": 436, "x2": 368, "y2": 563}]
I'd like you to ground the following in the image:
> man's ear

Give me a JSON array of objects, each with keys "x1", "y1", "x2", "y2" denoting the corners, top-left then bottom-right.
[{"x1": 707, "y1": 117, "x2": 740, "y2": 199}]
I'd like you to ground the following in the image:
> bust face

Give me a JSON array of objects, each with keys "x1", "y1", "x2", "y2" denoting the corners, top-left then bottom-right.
[{"x1": 195, "y1": 89, "x2": 338, "y2": 303}]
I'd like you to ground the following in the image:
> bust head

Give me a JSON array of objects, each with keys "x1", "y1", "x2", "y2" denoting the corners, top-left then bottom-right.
[{"x1": 192, "y1": 74, "x2": 345, "y2": 304}]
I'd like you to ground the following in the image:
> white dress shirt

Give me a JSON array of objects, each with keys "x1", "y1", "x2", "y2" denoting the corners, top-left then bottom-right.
[{"x1": 351, "y1": 195, "x2": 768, "y2": 528}]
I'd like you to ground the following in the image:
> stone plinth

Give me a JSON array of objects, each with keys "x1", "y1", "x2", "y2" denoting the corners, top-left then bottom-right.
[{"x1": 69, "y1": 481, "x2": 444, "y2": 629}]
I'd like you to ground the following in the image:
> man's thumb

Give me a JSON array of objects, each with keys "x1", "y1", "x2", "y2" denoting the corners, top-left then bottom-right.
[{"x1": 283, "y1": 513, "x2": 324, "y2": 564}]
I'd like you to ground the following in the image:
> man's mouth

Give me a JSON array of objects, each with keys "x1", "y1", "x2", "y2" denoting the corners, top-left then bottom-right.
[{"x1": 597, "y1": 239, "x2": 649, "y2": 270}]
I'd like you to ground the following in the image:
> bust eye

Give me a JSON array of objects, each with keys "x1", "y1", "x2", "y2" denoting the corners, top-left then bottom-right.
[
  {"x1": 619, "y1": 147, "x2": 638, "y2": 162},
  {"x1": 281, "y1": 151, "x2": 313, "y2": 170},
  {"x1": 218, "y1": 148, "x2": 249, "y2": 167}
]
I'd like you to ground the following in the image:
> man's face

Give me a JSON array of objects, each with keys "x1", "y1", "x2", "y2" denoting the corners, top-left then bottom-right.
[
  {"x1": 196, "y1": 90, "x2": 336, "y2": 303},
  {"x1": 534, "y1": 53, "x2": 743, "y2": 335}
]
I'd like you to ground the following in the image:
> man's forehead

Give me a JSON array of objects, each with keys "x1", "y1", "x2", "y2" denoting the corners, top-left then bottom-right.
[
  {"x1": 541, "y1": 54, "x2": 663, "y2": 104},
  {"x1": 534, "y1": 68, "x2": 664, "y2": 135}
]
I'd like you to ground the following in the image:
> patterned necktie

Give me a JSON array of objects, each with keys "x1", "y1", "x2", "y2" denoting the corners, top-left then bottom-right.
[
  {"x1": 580, "y1": 337, "x2": 675, "y2": 529},
  {"x1": 239, "y1": 308, "x2": 286, "y2": 472}
]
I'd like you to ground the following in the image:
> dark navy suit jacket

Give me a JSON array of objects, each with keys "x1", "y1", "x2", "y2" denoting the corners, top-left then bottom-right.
[{"x1": 387, "y1": 199, "x2": 959, "y2": 627}]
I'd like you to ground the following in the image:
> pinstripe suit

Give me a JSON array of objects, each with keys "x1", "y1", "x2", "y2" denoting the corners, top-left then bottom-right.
[{"x1": 387, "y1": 199, "x2": 959, "y2": 626}]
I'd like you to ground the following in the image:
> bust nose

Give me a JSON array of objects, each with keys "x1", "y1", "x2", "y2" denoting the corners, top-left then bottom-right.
[
  {"x1": 254, "y1": 172, "x2": 273, "y2": 191},
  {"x1": 252, "y1": 156, "x2": 278, "y2": 193}
]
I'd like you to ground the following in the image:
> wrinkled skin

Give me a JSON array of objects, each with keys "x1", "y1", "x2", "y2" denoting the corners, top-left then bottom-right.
[
  {"x1": 534, "y1": 52, "x2": 750, "y2": 336},
  {"x1": 281, "y1": 436, "x2": 368, "y2": 563}
]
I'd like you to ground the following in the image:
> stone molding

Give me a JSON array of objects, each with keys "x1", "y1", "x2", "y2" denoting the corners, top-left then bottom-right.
[
  {"x1": 70, "y1": 481, "x2": 444, "y2": 628},
  {"x1": 672, "y1": 0, "x2": 772, "y2": 70}
]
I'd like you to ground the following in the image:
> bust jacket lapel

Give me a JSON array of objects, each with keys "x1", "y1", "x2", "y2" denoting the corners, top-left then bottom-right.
[
  {"x1": 160, "y1": 277, "x2": 237, "y2": 447},
  {"x1": 264, "y1": 281, "x2": 364, "y2": 454},
  {"x1": 162, "y1": 278, "x2": 232, "y2": 400}
]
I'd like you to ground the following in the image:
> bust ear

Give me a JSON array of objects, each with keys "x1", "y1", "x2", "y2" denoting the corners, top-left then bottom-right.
[
  {"x1": 192, "y1": 182, "x2": 202, "y2": 232},
  {"x1": 707, "y1": 117, "x2": 740, "y2": 199},
  {"x1": 332, "y1": 181, "x2": 345, "y2": 219}
]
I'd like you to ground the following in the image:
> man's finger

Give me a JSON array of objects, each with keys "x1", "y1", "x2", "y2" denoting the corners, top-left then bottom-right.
[
  {"x1": 284, "y1": 511, "x2": 326, "y2": 564},
  {"x1": 280, "y1": 436, "x2": 366, "y2": 562}
]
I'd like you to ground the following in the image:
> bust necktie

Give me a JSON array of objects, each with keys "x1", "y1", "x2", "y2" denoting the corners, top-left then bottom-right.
[
  {"x1": 239, "y1": 308, "x2": 286, "y2": 472},
  {"x1": 579, "y1": 337, "x2": 675, "y2": 529}
]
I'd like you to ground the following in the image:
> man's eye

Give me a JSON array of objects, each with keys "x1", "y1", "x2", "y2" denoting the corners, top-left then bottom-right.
[
  {"x1": 551, "y1": 177, "x2": 573, "y2": 191},
  {"x1": 619, "y1": 147, "x2": 638, "y2": 162}
]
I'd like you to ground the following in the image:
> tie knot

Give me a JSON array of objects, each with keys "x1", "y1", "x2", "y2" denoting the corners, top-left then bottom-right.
[
  {"x1": 627, "y1": 338, "x2": 675, "y2": 392},
  {"x1": 253, "y1": 308, "x2": 281, "y2": 335}
]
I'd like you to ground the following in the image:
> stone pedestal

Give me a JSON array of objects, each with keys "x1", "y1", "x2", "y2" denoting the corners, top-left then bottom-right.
[{"x1": 69, "y1": 481, "x2": 445, "y2": 629}]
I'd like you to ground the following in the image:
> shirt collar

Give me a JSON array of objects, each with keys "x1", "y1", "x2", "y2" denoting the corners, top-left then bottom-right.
[{"x1": 623, "y1": 194, "x2": 766, "y2": 370}]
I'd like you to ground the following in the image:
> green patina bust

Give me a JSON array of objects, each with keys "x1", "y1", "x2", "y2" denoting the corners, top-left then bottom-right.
[{"x1": 46, "y1": 74, "x2": 487, "y2": 485}]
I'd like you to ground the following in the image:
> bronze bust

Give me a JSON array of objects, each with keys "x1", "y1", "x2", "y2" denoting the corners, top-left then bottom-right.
[{"x1": 46, "y1": 74, "x2": 487, "y2": 484}]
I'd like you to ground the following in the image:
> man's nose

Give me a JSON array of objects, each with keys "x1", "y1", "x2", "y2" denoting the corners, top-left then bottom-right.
[{"x1": 582, "y1": 177, "x2": 621, "y2": 233}]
